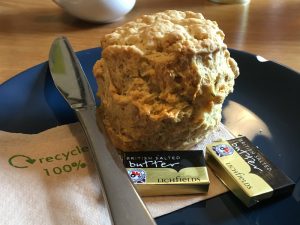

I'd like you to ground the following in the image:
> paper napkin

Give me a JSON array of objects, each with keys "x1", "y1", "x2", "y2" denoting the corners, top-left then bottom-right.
[{"x1": 0, "y1": 123, "x2": 233, "y2": 225}]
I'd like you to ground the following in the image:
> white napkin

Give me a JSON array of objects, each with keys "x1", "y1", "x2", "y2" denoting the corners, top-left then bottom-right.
[{"x1": 0, "y1": 123, "x2": 233, "y2": 225}]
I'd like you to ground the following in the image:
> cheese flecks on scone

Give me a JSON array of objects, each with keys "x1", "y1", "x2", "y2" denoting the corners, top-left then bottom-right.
[{"x1": 93, "y1": 10, "x2": 239, "y2": 151}]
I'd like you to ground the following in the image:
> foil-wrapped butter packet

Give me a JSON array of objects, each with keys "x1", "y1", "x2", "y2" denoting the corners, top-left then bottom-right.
[
  {"x1": 122, "y1": 151, "x2": 210, "y2": 196},
  {"x1": 206, "y1": 136, "x2": 295, "y2": 207}
]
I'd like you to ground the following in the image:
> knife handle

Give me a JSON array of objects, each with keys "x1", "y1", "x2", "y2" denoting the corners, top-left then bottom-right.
[{"x1": 76, "y1": 109, "x2": 157, "y2": 225}]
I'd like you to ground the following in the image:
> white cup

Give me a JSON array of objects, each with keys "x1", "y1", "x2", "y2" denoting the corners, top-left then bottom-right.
[{"x1": 53, "y1": 0, "x2": 136, "y2": 23}]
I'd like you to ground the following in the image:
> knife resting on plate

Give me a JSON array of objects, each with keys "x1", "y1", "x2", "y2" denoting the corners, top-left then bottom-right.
[{"x1": 48, "y1": 36, "x2": 157, "y2": 225}]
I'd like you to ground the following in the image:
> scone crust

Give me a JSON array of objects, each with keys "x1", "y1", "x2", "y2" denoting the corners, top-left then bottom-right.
[{"x1": 94, "y1": 10, "x2": 239, "y2": 151}]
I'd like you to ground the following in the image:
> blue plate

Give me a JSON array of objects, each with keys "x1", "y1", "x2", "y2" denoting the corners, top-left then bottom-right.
[{"x1": 1, "y1": 48, "x2": 299, "y2": 225}]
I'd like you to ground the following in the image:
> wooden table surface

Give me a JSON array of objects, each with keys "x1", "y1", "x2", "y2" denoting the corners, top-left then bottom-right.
[{"x1": 0, "y1": 0, "x2": 299, "y2": 84}]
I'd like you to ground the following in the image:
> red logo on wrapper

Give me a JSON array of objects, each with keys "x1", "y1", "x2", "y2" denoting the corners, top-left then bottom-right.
[{"x1": 128, "y1": 168, "x2": 146, "y2": 183}]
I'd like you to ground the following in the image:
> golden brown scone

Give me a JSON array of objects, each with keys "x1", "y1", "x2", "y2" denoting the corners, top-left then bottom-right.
[{"x1": 93, "y1": 10, "x2": 239, "y2": 151}]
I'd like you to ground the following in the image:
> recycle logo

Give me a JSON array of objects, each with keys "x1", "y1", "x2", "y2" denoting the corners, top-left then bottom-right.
[{"x1": 8, "y1": 155, "x2": 36, "y2": 168}]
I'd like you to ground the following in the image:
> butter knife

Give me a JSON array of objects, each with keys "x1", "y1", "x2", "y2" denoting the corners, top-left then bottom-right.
[{"x1": 48, "y1": 36, "x2": 156, "y2": 225}]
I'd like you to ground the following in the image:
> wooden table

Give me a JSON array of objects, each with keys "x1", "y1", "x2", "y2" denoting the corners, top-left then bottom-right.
[{"x1": 0, "y1": 0, "x2": 299, "y2": 84}]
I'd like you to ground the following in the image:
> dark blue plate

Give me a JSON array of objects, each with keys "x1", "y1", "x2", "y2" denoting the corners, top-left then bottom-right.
[{"x1": 0, "y1": 48, "x2": 299, "y2": 225}]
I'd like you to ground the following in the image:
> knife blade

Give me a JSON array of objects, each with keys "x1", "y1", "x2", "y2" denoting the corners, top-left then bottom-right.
[{"x1": 49, "y1": 36, "x2": 157, "y2": 225}]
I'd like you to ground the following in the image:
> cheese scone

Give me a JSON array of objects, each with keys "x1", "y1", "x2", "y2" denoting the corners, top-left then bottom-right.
[{"x1": 93, "y1": 10, "x2": 239, "y2": 151}]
